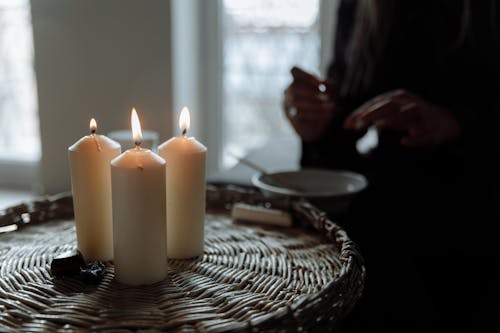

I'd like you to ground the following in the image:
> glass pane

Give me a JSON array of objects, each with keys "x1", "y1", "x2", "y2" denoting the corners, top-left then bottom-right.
[
  {"x1": 0, "y1": 0, "x2": 40, "y2": 160},
  {"x1": 222, "y1": 0, "x2": 320, "y2": 168}
]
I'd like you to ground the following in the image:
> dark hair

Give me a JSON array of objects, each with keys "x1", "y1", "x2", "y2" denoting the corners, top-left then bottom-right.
[{"x1": 341, "y1": 0, "x2": 475, "y2": 97}]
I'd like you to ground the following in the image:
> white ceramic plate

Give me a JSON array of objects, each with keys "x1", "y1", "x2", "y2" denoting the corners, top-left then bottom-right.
[{"x1": 251, "y1": 168, "x2": 368, "y2": 198}]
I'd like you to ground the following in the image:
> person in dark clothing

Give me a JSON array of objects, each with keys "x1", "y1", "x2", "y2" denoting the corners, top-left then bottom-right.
[{"x1": 283, "y1": 0, "x2": 500, "y2": 332}]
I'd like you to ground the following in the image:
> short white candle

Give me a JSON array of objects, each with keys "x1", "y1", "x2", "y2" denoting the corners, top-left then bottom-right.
[
  {"x1": 111, "y1": 108, "x2": 167, "y2": 285},
  {"x1": 68, "y1": 118, "x2": 121, "y2": 261},
  {"x1": 158, "y1": 107, "x2": 207, "y2": 259}
]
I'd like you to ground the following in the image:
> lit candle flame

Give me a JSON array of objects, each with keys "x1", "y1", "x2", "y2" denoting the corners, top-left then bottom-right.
[
  {"x1": 90, "y1": 118, "x2": 97, "y2": 134},
  {"x1": 179, "y1": 107, "x2": 190, "y2": 136},
  {"x1": 131, "y1": 108, "x2": 143, "y2": 147}
]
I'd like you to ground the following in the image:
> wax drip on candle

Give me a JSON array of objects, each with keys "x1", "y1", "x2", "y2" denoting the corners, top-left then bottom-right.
[
  {"x1": 179, "y1": 107, "x2": 190, "y2": 138},
  {"x1": 90, "y1": 118, "x2": 102, "y2": 151}
]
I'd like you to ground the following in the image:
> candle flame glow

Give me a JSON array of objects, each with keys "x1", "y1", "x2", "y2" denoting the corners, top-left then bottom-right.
[
  {"x1": 131, "y1": 108, "x2": 143, "y2": 146},
  {"x1": 179, "y1": 107, "x2": 190, "y2": 135},
  {"x1": 90, "y1": 118, "x2": 97, "y2": 134}
]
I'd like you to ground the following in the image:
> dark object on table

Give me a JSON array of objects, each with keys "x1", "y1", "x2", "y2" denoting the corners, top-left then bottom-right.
[
  {"x1": 50, "y1": 249, "x2": 85, "y2": 277},
  {"x1": 80, "y1": 261, "x2": 106, "y2": 284},
  {"x1": 0, "y1": 191, "x2": 73, "y2": 233}
]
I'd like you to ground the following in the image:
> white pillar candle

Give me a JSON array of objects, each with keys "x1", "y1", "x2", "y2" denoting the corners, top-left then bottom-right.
[
  {"x1": 111, "y1": 108, "x2": 167, "y2": 285},
  {"x1": 158, "y1": 107, "x2": 207, "y2": 259},
  {"x1": 68, "y1": 118, "x2": 121, "y2": 262}
]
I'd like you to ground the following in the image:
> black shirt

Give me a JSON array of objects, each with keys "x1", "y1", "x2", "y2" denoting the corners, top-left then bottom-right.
[{"x1": 301, "y1": 0, "x2": 500, "y2": 255}]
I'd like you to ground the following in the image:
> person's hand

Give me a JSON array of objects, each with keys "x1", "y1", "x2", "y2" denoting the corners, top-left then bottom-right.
[
  {"x1": 343, "y1": 89, "x2": 461, "y2": 147},
  {"x1": 283, "y1": 67, "x2": 336, "y2": 142}
]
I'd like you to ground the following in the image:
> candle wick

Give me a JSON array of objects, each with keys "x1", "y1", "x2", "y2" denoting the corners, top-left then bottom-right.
[
  {"x1": 135, "y1": 142, "x2": 141, "y2": 150},
  {"x1": 182, "y1": 128, "x2": 187, "y2": 137},
  {"x1": 91, "y1": 129, "x2": 96, "y2": 135}
]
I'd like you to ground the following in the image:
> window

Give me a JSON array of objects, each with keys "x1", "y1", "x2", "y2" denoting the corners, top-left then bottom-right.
[
  {"x1": 0, "y1": 0, "x2": 39, "y2": 162},
  {"x1": 171, "y1": 0, "x2": 336, "y2": 176},
  {"x1": 0, "y1": 0, "x2": 39, "y2": 189},
  {"x1": 221, "y1": 0, "x2": 321, "y2": 168}
]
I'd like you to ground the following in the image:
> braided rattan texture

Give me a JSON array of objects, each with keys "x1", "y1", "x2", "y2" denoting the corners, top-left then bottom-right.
[{"x1": 0, "y1": 185, "x2": 365, "y2": 332}]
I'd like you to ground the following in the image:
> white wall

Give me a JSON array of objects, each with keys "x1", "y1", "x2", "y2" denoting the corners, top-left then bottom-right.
[{"x1": 31, "y1": 0, "x2": 173, "y2": 194}]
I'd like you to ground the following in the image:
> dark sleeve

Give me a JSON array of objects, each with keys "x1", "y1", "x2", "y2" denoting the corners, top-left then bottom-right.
[
  {"x1": 444, "y1": 5, "x2": 500, "y2": 223},
  {"x1": 435, "y1": 2, "x2": 500, "y2": 245},
  {"x1": 450, "y1": 1, "x2": 500, "y2": 159}
]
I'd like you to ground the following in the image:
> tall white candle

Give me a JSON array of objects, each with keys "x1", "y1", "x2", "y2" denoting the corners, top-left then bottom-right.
[
  {"x1": 68, "y1": 118, "x2": 121, "y2": 261},
  {"x1": 111, "y1": 108, "x2": 167, "y2": 285},
  {"x1": 158, "y1": 107, "x2": 207, "y2": 259}
]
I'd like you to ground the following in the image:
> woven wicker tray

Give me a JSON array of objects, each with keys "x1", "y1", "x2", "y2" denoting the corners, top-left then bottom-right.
[{"x1": 0, "y1": 185, "x2": 364, "y2": 332}]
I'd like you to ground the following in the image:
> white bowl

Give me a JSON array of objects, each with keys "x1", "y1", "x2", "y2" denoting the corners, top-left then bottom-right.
[{"x1": 251, "y1": 168, "x2": 368, "y2": 215}]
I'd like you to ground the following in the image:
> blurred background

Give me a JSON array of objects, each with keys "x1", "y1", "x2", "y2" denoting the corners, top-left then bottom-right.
[{"x1": 0, "y1": 0, "x2": 338, "y2": 203}]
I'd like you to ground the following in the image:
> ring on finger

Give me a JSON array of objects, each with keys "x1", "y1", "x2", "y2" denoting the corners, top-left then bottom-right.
[{"x1": 287, "y1": 106, "x2": 298, "y2": 118}]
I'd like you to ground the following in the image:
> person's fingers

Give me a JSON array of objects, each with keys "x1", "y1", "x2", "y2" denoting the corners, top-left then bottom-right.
[
  {"x1": 283, "y1": 86, "x2": 293, "y2": 111},
  {"x1": 291, "y1": 66, "x2": 335, "y2": 98},
  {"x1": 356, "y1": 89, "x2": 402, "y2": 110},
  {"x1": 294, "y1": 110, "x2": 334, "y2": 124},
  {"x1": 293, "y1": 99, "x2": 334, "y2": 113},
  {"x1": 342, "y1": 87, "x2": 457, "y2": 148},
  {"x1": 286, "y1": 100, "x2": 334, "y2": 126},
  {"x1": 344, "y1": 89, "x2": 421, "y2": 129},
  {"x1": 294, "y1": 126, "x2": 323, "y2": 142},
  {"x1": 347, "y1": 89, "x2": 414, "y2": 120},
  {"x1": 375, "y1": 89, "x2": 417, "y2": 104},
  {"x1": 290, "y1": 67, "x2": 336, "y2": 104},
  {"x1": 320, "y1": 79, "x2": 336, "y2": 97},
  {"x1": 323, "y1": 79, "x2": 336, "y2": 91},
  {"x1": 358, "y1": 100, "x2": 399, "y2": 125},
  {"x1": 389, "y1": 88, "x2": 419, "y2": 102},
  {"x1": 344, "y1": 99, "x2": 397, "y2": 129},
  {"x1": 291, "y1": 66, "x2": 322, "y2": 87},
  {"x1": 373, "y1": 103, "x2": 420, "y2": 132},
  {"x1": 291, "y1": 117, "x2": 333, "y2": 143},
  {"x1": 288, "y1": 81, "x2": 333, "y2": 103},
  {"x1": 285, "y1": 99, "x2": 333, "y2": 121}
]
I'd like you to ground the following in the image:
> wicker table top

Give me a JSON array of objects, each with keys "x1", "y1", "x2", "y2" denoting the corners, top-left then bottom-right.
[{"x1": 0, "y1": 185, "x2": 364, "y2": 332}]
